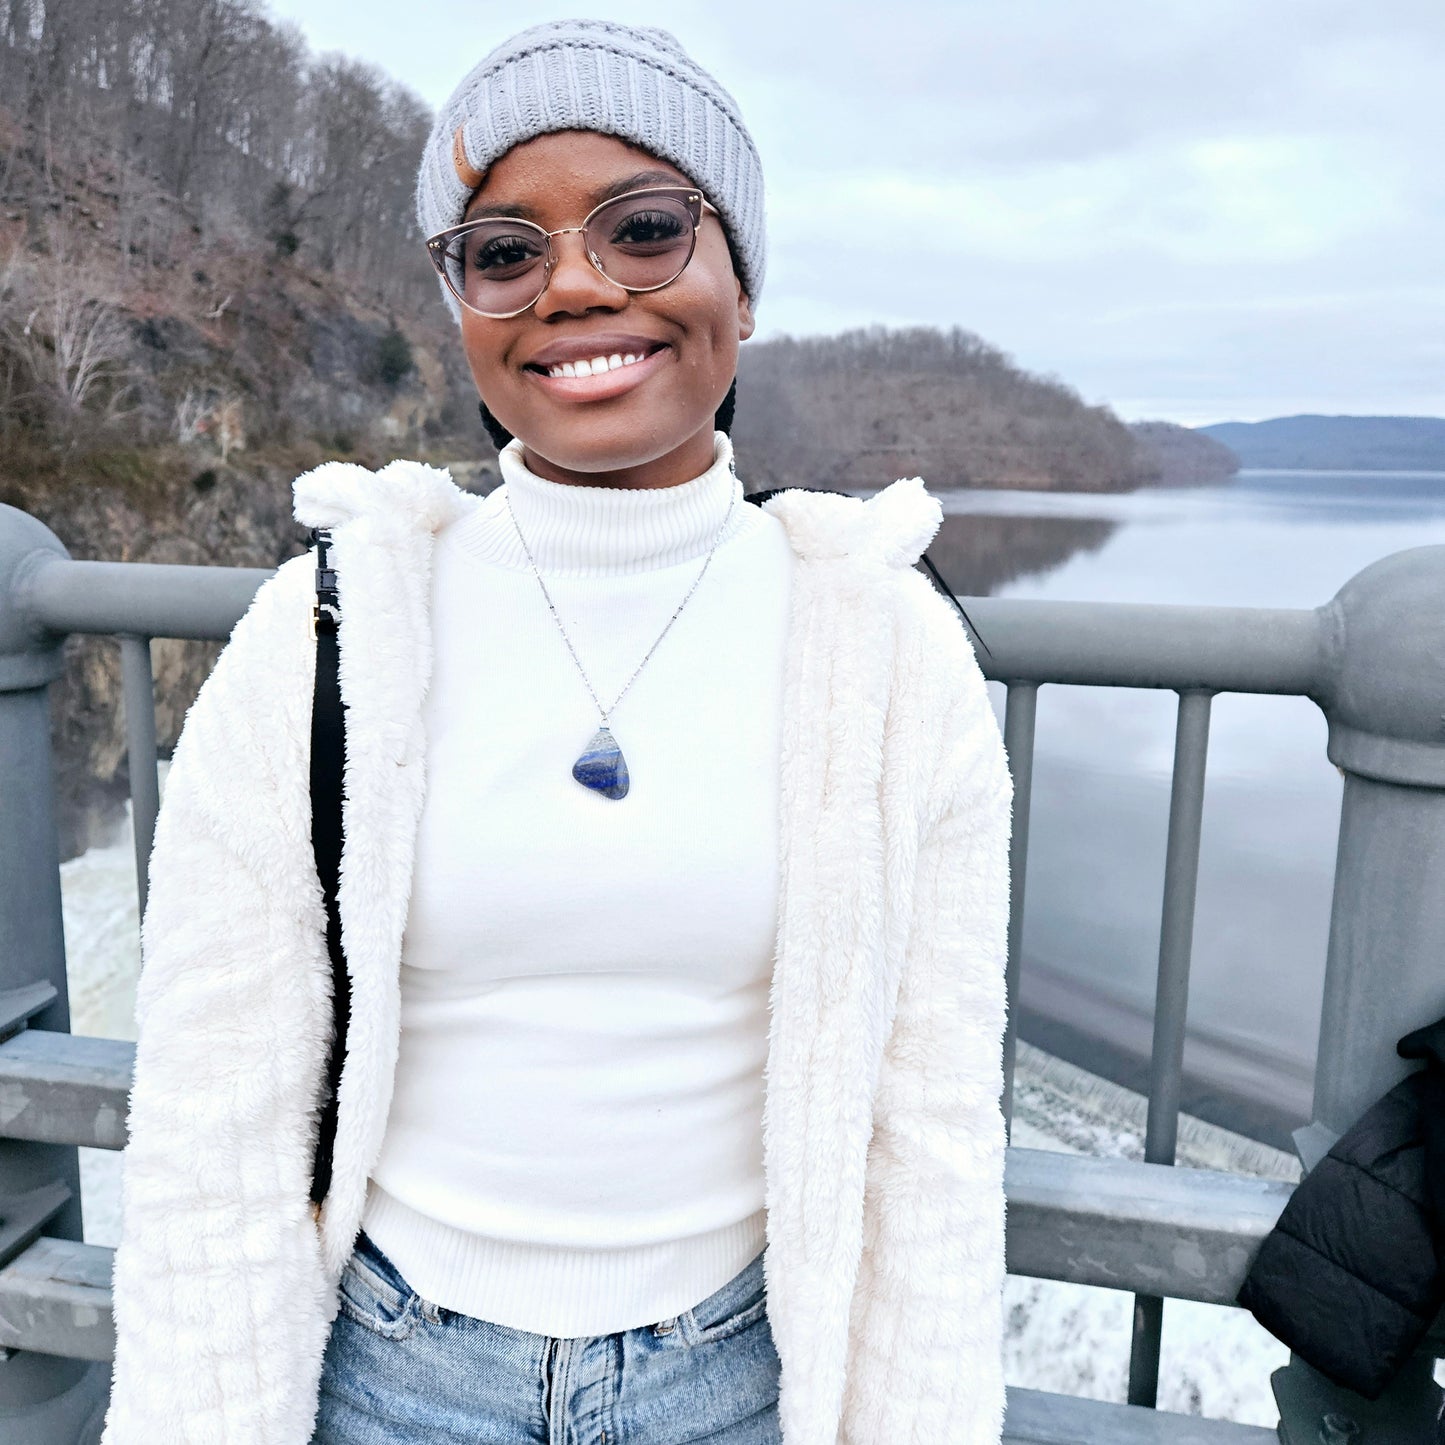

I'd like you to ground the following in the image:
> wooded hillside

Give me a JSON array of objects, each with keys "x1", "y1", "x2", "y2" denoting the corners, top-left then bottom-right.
[
  {"x1": 0, "y1": 0, "x2": 479, "y2": 469},
  {"x1": 1, "y1": 0, "x2": 429, "y2": 309},
  {"x1": 1128, "y1": 420, "x2": 1240, "y2": 487}
]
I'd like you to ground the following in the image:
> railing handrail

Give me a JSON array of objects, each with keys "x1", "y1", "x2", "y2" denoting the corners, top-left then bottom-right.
[
  {"x1": 0, "y1": 1022, "x2": 1301, "y2": 1305},
  {"x1": 20, "y1": 555, "x2": 274, "y2": 642},
  {"x1": 21, "y1": 550, "x2": 1336, "y2": 692}
]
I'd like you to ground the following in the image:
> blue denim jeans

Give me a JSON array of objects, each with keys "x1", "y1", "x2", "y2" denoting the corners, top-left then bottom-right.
[{"x1": 310, "y1": 1228, "x2": 781, "y2": 1444}]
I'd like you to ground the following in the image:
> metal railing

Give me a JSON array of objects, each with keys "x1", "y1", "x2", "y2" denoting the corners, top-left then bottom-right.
[{"x1": 3, "y1": 499, "x2": 1444, "y2": 1442}]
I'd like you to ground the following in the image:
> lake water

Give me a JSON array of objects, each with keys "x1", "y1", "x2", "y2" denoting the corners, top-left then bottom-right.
[{"x1": 931, "y1": 469, "x2": 1445, "y2": 1146}]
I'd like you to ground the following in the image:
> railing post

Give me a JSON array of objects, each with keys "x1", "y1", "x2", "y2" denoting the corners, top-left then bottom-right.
[
  {"x1": 0, "y1": 505, "x2": 111, "y2": 1437},
  {"x1": 1272, "y1": 544, "x2": 1445, "y2": 1443},
  {"x1": 1000, "y1": 681, "x2": 1038, "y2": 1137}
]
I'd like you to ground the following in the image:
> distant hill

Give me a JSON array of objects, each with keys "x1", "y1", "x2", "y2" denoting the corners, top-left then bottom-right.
[{"x1": 1199, "y1": 416, "x2": 1445, "y2": 471}]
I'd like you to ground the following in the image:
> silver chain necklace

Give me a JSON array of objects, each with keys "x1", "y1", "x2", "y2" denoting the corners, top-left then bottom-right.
[{"x1": 505, "y1": 472, "x2": 739, "y2": 801}]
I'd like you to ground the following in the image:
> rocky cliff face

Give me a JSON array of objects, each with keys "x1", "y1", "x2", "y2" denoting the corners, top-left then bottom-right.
[
  {"x1": 11, "y1": 452, "x2": 308, "y2": 861},
  {"x1": 6, "y1": 446, "x2": 498, "y2": 862}
]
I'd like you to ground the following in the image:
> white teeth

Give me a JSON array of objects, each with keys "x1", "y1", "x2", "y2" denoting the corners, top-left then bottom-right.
[{"x1": 544, "y1": 350, "x2": 651, "y2": 379}]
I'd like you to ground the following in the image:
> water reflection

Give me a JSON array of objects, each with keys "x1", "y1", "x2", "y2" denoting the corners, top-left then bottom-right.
[
  {"x1": 928, "y1": 470, "x2": 1445, "y2": 1147},
  {"x1": 924, "y1": 513, "x2": 1117, "y2": 598}
]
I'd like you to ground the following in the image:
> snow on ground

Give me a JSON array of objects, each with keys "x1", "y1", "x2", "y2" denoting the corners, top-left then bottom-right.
[
  {"x1": 1006, "y1": 1043, "x2": 1298, "y2": 1427},
  {"x1": 62, "y1": 790, "x2": 148, "y2": 1255},
  {"x1": 62, "y1": 780, "x2": 1312, "y2": 1426}
]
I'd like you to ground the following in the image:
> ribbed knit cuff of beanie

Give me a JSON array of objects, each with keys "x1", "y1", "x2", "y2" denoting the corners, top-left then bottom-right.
[{"x1": 414, "y1": 19, "x2": 766, "y2": 325}]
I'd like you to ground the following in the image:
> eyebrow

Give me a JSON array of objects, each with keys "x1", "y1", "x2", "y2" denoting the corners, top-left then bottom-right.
[{"x1": 464, "y1": 169, "x2": 689, "y2": 222}]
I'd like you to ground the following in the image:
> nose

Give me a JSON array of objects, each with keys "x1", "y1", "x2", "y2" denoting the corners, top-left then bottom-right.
[{"x1": 533, "y1": 229, "x2": 627, "y2": 319}]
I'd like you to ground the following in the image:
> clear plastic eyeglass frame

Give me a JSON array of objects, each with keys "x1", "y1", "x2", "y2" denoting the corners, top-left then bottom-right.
[{"x1": 424, "y1": 186, "x2": 720, "y2": 319}]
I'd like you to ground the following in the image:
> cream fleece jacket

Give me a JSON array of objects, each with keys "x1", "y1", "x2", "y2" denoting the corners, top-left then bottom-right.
[{"x1": 102, "y1": 438, "x2": 1014, "y2": 1443}]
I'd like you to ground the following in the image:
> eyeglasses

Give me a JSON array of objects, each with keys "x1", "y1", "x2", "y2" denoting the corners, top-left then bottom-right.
[{"x1": 425, "y1": 186, "x2": 719, "y2": 319}]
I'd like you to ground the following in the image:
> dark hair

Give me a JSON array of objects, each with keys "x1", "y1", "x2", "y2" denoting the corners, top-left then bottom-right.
[{"x1": 478, "y1": 375, "x2": 736, "y2": 451}]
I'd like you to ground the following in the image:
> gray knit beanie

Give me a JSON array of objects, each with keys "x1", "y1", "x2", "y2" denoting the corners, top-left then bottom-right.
[{"x1": 415, "y1": 19, "x2": 765, "y2": 326}]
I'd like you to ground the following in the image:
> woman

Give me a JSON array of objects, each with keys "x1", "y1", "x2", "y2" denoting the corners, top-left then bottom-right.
[{"x1": 101, "y1": 19, "x2": 1013, "y2": 1445}]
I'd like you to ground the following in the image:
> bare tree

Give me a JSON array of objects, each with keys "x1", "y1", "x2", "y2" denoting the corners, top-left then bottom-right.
[
  {"x1": 1, "y1": 0, "x2": 435, "y2": 308},
  {"x1": 1, "y1": 223, "x2": 133, "y2": 426}
]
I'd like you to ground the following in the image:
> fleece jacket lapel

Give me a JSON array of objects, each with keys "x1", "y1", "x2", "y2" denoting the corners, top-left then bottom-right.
[{"x1": 756, "y1": 480, "x2": 945, "y2": 1438}]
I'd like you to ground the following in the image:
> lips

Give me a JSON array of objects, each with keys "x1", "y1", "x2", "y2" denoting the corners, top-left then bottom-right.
[{"x1": 522, "y1": 339, "x2": 672, "y2": 403}]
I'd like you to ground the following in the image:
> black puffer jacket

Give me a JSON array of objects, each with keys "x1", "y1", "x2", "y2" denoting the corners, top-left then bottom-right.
[{"x1": 1236, "y1": 1016, "x2": 1445, "y2": 1401}]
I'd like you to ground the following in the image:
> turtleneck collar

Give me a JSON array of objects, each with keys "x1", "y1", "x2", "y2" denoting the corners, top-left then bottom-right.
[{"x1": 446, "y1": 430, "x2": 752, "y2": 577}]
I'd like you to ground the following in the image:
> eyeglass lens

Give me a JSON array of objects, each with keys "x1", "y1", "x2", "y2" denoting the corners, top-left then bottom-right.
[{"x1": 438, "y1": 191, "x2": 699, "y2": 316}]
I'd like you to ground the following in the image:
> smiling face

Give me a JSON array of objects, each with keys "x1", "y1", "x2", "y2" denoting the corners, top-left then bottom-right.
[{"x1": 457, "y1": 130, "x2": 755, "y2": 489}]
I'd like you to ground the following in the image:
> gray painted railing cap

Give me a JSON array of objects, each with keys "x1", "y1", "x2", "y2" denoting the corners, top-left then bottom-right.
[
  {"x1": 0, "y1": 505, "x2": 70, "y2": 692},
  {"x1": 1320, "y1": 545, "x2": 1445, "y2": 787}
]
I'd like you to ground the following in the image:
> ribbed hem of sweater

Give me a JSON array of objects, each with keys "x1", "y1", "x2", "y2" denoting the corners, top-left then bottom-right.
[
  {"x1": 361, "y1": 1180, "x2": 769, "y2": 1339},
  {"x1": 446, "y1": 429, "x2": 758, "y2": 575}
]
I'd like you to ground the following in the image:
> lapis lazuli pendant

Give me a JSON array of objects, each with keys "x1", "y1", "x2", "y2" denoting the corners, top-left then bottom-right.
[{"x1": 572, "y1": 726, "x2": 630, "y2": 800}]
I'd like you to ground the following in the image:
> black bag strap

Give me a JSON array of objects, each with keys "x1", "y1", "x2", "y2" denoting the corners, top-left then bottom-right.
[{"x1": 308, "y1": 527, "x2": 350, "y2": 1212}]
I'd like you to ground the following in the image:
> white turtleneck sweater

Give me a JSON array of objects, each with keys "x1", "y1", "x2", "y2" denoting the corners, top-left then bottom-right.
[{"x1": 360, "y1": 431, "x2": 793, "y2": 1338}]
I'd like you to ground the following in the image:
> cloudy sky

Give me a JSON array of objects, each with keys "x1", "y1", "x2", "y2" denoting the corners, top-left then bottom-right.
[{"x1": 265, "y1": 0, "x2": 1442, "y2": 425}]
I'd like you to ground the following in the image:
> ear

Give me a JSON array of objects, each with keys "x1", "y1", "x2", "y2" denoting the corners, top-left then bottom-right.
[{"x1": 736, "y1": 278, "x2": 756, "y2": 342}]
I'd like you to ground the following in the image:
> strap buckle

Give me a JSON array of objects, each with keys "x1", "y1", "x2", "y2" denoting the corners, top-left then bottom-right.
[
  {"x1": 311, "y1": 600, "x2": 340, "y2": 638},
  {"x1": 309, "y1": 527, "x2": 340, "y2": 638}
]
